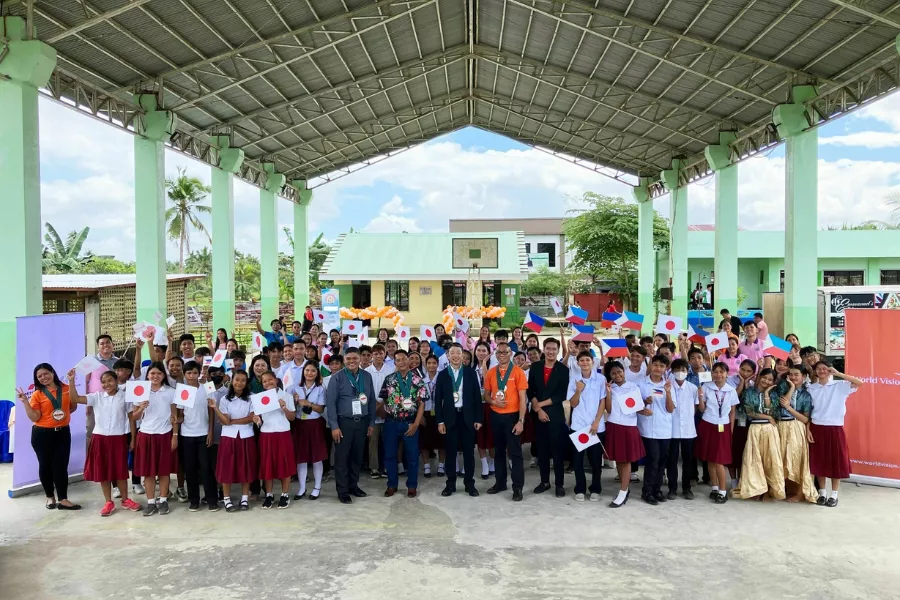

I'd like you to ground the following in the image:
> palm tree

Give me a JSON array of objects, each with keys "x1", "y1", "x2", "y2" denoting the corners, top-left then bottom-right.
[
  {"x1": 863, "y1": 192, "x2": 900, "y2": 230},
  {"x1": 165, "y1": 167, "x2": 212, "y2": 272},
  {"x1": 42, "y1": 223, "x2": 93, "y2": 273}
]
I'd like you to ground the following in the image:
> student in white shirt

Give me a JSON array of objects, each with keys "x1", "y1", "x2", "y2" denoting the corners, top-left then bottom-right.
[
  {"x1": 254, "y1": 371, "x2": 296, "y2": 510},
  {"x1": 638, "y1": 355, "x2": 675, "y2": 506},
  {"x1": 365, "y1": 344, "x2": 395, "y2": 479},
  {"x1": 567, "y1": 351, "x2": 607, "y2": 502},
  {"x1": 211, "y1": 371, "x2": 257, "y2": 512},
  {"x1": 624, "y1": 346, "x2": 648, "y2": 384},
  {"x1": 421, "y1": 355, "x2": 443, "y2": 477},
  {"x1": 130, "y1": 363, "x2": 178, "y2": 516},
  {"x1": 807, "y1": 362, "x2": 864, "y2": 507},
  {"x1": 290, "y1": 363, "x2": 328, "y2": 500},
  {"x1": 666, "y1": 359, "x2": 700, "y2": 500},
  {"x1": 66, "y1": 369, "x2": 142, "y2": 516},
  {"x1": 602, "y1": 362, "x2": 646, "y2": 508},
  {"x1": 473, "y1": 342, "x2": 495, "y2": 478},
  {"x1": 178, "y1": 361, "x2": 217, "y2": 512},
  {"x1": 696, "y1": 363, "x2": 740, "y2": 504}
]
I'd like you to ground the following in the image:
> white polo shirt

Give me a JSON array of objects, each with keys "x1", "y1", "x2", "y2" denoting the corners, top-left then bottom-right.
[
  {"x1": 567, "y1": 371, "x2": 607, "y2": 433},
  {"x1": 86, "y1": 390, "x2": 129, "y2": 436},
  {"x1": 624, "y1": 363, "x2": 647, "y2": 384},
  {"x1": 219, "y1": 397, "x2": 255, "y2": 439},
  {"x1": 180, "y1": 385, "x2": 210, "y2": 438},
  {"x1": 637, "y1": 377, "x2": 673, "y2": 439},
  {"x1": 138, "y1": 386, "x2": 175, "y2": 435},
  {"x1": 670, "y1": 380, "x2": 699, "y2": 439},
  {"x1": 290, "y1": 383, "x2": 325, "y2": 421},
  {"x1": 607, "y1": 381, "x2": 641, "y2": 427},
  {"x1": 700, "y1": 382, "x2": 740, "y2": 426},
  {"x1": 809, "y1": 379, "x2": 857, "y2": 426},
  {"x1": 259, "y1": 392, "x2": 295, "y2": 433},
  {"x1": 566, "y1": 354, "x2": 601, "y2": 382}
]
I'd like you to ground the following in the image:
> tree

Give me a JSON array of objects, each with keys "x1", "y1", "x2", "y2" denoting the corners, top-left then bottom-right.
[
  {"x1": 78, "y1": 256, "x2": 135, "y2": 274},
  {"x1": 863, "y1": 192, "x2": 900, "y2": 230},
  {"x1": 521, "y1": 266, "x2": 570, "y2": 297},
  {"x1": 165, "y1": 167, "x2": 212, "y2": 272},
  {"x1": 564, "y1": 192, "x2": 669, "y2": 308},
  {"x1": 42, "y1": 223, "x2": 93, "y2": 273},
  {"x1": 282, "y1": 227, "x2": 331, "y2": 290},
  {"x1": 234, "y1": 251, "x2": 260, "y2": 301}
]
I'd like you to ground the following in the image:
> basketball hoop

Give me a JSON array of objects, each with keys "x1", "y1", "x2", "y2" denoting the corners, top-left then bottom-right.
[{"x1": 452, "y1": 238, "x2": 499, "y2": 329}]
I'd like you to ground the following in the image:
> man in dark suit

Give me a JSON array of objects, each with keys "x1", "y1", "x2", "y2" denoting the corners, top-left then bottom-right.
[
  {"x1": 435, "y1": 343, "x2": 483, "y2": 497},
  {"x1": 527, "y1": 337, "x2": 570, "y2": 497}
]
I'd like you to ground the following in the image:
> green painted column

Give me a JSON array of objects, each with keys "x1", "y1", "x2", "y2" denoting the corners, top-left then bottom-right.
[
  {"x1": 211, "y1": 136, "x2": 244, "y2": 334},
  {"x1": 661, "y1": 160, "x2": 688, "y2": 320},
  {"x1": 633, "y1": 179, "x2": 656, "y2": 332},
  {"x1": 290, "y1": 180, "x2": 311, "y2": 316},
  {"x1": 773, "y1": 85, "x2": 819, "y2": 346},
  {"x1": 0, "y1": 18, "x2": 56, "y2": 399},
  {"x1": 260, "y1": 163, "x2": 285, "y2": 324},
  {"x1": 133, "y1": 94, "x2": 176, "y2": 324},
  {"x1": 866, "y1": 259, "x2": 880, "y2": 286},
  {"x1": 705, "y1": 133, "x2": 739, "y2": 317}
]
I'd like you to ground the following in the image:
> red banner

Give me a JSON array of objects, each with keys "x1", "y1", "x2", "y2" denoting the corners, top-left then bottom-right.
[{"x1": 844, "y1": 308, "x2": 900, "y2": 485}]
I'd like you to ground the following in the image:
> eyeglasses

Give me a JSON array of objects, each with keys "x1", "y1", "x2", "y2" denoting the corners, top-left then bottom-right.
[{"x1": 496, "y1": 350, "x2": 511, "y2": 355}]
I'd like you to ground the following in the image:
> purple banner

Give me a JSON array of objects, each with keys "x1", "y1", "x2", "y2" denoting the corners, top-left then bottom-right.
[{"x1": 12, "y1": 313, "x2": 87, "y2": 492}]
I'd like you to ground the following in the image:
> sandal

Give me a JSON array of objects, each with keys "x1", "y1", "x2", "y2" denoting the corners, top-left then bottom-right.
[
  {"x1": 224, "y1": 499, "x2": 236, "y2": 513},
  {"x1": 309, "y1": 488, "x2": 320, "y2": 500},
  {"x1": 239, "y1": 500, "x2": 249, "y2": 511}
]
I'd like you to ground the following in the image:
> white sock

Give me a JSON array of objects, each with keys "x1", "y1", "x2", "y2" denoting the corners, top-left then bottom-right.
[
  {"x1": 312, "y1": 462, "x2": 324, "y2": 489},
  {"x1": 818, "y1": 488, "x2": 826, "y2": 497},
  {"x1": 831, "y1": 490, "x2": 839, "y2": 499},
  {"x1": 424, "y1": 462, "x2": 431, "y2": 474},
  {"x1": 438, "y1": 462, "x2": 444, "y2": 472},
  {"x1": 456, "y1": 453, "x2": 462, "y2": 470},
  {"x1": 718, "y1": 490, "x2": 727, "y2": 497},
  {"x1": 266, "y1": 493, "x2": 273, "y2": 498},
  {"x1": 281, "y1": 493, "x2": 289, "y2": 498},
  {"x1": 489, "y1": 458, "x2": 495, "y2": 470},
  {"x1": 712, "y1": 486, "x2": 719, "y2": 492},
  {"x1": 222, "y1": 496, "x2": 230, "y2": 504},
  {"x1": 481, "y1": 457, "x2": 489, "y2": 475},
  {"x1": 298, "y1": 464, "x2": 308, "y2": 495},
  {"x1": 158, "y1": 497, "x2": 166, "y2": 504},
  {"x1": 241, "y1": 495, "x2": 248, "y2": 502},
  {"x1": 613, "y1": 490, "x2": 627, "y2": 505},
  {"x1": 147, "y1": 498, "x2": 156, "y2": 505}
]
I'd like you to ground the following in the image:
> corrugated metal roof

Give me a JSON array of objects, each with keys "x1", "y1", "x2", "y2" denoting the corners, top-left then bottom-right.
[
  {"x1": 321, "y1": 231, "x2": 527, "y2": 280},
  {"x1": 43, "y1": 274, "x2": 204, "y2": 291}
]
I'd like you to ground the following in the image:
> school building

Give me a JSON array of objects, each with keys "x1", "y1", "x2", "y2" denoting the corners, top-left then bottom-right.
[
  {"x1": 449, "y1": 218, "x2": 573, "y2": 273},
  {"x1": 320, "y1": 231, "x2": 529, "y2": 328},
  {"x1": 655, "y1": 229, "x2": 900, "y2": 310}
]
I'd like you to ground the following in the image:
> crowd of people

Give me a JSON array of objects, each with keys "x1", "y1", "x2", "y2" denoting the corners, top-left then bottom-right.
[{"x1": 15, "y1": 306, "x2": 862, "y2": 516}]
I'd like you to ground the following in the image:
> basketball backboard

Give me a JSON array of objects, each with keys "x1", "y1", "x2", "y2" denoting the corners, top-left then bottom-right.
[{"x1": 452, "y1": 238, "x2": 499, "y2": 269}]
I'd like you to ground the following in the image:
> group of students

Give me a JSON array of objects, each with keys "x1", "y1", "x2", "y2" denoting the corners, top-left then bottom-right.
[{"x1": 16, "y1": 310, "x2": 862, "y2": 515}]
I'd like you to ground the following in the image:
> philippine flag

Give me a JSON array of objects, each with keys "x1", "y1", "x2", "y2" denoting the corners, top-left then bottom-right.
[
  {"x1": 615, "y1": 311, "x2": 645, "y2": 330},
  {"x1": 600, "y1": 338, "x2": 629, "y2": 358},
  {"x1": 566, "y1": 306, "x2": 588, "y2": 325},
  {"x1": 706, "y1": 331, "x2": 729, "y2": 352},
  {"x1": 523, "y1": 312, "x2": 545, "y2": 333},
  {"x1": 571, "y1": 324, "x2": 595, "y2": 342},
  {"x1": 763, "y1": 334, "x2": 792, "y2": 360},
  {"x1": 601, "y1": 311, "x2": 622, "y2": 328},
  {"x1": 687, "y1": 324, "x2": 709, "y2": 343}
]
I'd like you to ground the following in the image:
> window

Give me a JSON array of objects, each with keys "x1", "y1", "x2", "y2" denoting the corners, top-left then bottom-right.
[
  {"x1": 882, "y1": 270, "x2": 900, "y2": 285},
  {"x1": 823, "y1": 270, "x2": 864, "y2": 286},
  {"x1": 537, "y1": 242, "x2": 556, "y2": 267},
  {"x1": 482, "y1": 280, "x2": 501, "y2": 306},
  {"x1": 524, "y1": 242, "x2": 531, "y2": 254},
  {"x1": 384, "y1": 280, "x2": 409, "y2": 311},
  {"x1": 442, "y1": 280, "x2": 467, "y2": 307}
]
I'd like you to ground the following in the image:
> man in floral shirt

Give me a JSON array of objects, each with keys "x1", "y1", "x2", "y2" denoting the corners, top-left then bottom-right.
[{"x1": 378, "y1": 350, "x2": 427, "y2": 497}]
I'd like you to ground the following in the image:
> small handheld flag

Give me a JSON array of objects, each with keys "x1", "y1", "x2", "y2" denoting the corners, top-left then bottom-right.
[
  {"x1": 252, "y1": 331, "x2": 265, "y2": 351},
  {"x1": 173, "y1": 384, "x2": 197, "y2": 409},
  {"x1": 210, "y1": 348, "x2": 227, "y2": 368},
  {"x1": 571, "y1": 324, "x2": 595, "y2": 342},
  {"x1": 342, "y1": 320, "x2": 362, "y2": 335},
  {"x1": 655, "y1": 315, "x2": 682, "y2": 336},
  {"x1": 125, "y1": 380, "x2": 148, "y2": 404},
  {"x1": 687, "y1": 324, "x2": 709, "y2": 343},
  {"x1": 203, "y1": 381, "x2": 217, "y2": 395},
  {"x1": 523, "y1": 312, "x2": 545, "y2": 333},
  {"x1": 420, "y1": 325, "x2": 435, "y2": 341},
  {"x1": 396, "y1": 326, "x2": 410, "y2": 350},
  {"x1": 569, "y1": 426, "x2": 601, "y2": 452},
  {"x1": 600, "y1": 338, "x2": 629, "y2": 358},
  {"x1": 615, "y1": 311, "x2": 645, "y2": 330},
  {"x1": 251, "y1": 389, "x2": 281, "y2": 415},
  {"x1": 165, "y1": 315, "x2": 176, "y2": 328},
  {"x1": 601, "y1": 311, "x2": 622, "y2": 328},
  {"x1": 613, "y1": 389, "x2": 643, "y2": 415},
  {"x1": 74, "y1": 355, "x2": 106, "y2": 377},
  {"x1": 566, "y1": 306, "x2": 588, "y2": 325},
  {"x1": 706, "y1": 332, "x2": 729, "y2": 352},
  {"x1": 549, "y1": 297, "x2": 563, "y2": 315},
  {"x1": 452, "y1": 312, "x2": 470, "y2": 333},
  {"x1": 763, "y1": 335, "x2": 792, "y2": 360},
  {"x1": 358, "y1": 326, "x2": 369, "y2": 344},
  {"x1": 313, "y1": 308, "x2": 327, "y2": 323},
  {"x1": 282, "y1": 367, "x2": 294, "y2": 388}
]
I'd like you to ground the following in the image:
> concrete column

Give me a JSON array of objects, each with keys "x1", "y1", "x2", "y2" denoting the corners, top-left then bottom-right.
[
  {"x1": 211, "y1": 136, "x2": 244, "y2": 334},
  {"x1": 290, "y1": 180, "x2": 312, "y2": 315},
  {"x1": 705, "y1": 133, "x2": 739, "y2": 316},
  {"x1": 0, "y1": 17, "x2": 56, "y2": 399},
  {"x1": 661, "y1": 160, "x2": 688, "y2": 320},
  {"x1": 260, "y1": 163, "x2": 285, "y2": 324},
  {"x1": 633, "y1": 178, "x2": 655, "y2": 332},
  {"x1": 773, "y1": 85, "x2": 819, "y2": 345}
]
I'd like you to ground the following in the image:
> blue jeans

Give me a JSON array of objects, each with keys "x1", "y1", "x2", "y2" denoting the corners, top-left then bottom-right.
[{"x1": 384, "y1": 418, "x2": 419, "y2": 490}]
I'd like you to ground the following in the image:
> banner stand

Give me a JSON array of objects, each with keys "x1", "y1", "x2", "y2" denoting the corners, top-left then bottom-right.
[{"x1": 9, "y1": 473, "x2": 84, "y2": 498}]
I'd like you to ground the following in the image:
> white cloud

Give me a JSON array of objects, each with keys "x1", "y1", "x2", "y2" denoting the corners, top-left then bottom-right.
[
  {"x1": 820, "y1": 132, "x2": 900, "y2": 148},
  {"x1": 819, "y1": 92, "x2": 900, "y2": 147},
  {"x1": 363, "y1": 196, "x2": 422, "y2": 233}
]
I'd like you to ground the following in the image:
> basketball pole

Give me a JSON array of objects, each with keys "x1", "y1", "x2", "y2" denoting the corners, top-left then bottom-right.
[{"x1": 467, "y1": 265, "x2": 482, "y2": 330}]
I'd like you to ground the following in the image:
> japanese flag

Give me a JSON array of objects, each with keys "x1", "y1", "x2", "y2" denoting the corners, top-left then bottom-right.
[
  {"x1": 165, "y1": 315, "x2": 176, "y2": 328},
  {"x1": 313, "y1": 308, "x2": 327, "y2": 323},
  {"x1": 358, "y1": 326, "x2": 369, "y2": 344},
  {"x1": 74, "y1": 355, "x2": 105, "y2": 377},
  {"x1": 134, "y1": 322, "x2": 156, "y2": 341},
  {"x1": 252, "y1": 331, "x2": 265, "y2": 351},
  {"x1": 655, "y1": 315, "x2": 682, "y2": 336},
  {"x1": 342, "y1": 320, "x2": 362, "y2": 335},
  {"x1": 706, "y1": 332, "x2": 729, "y2": 352},
  {"x1": 396, "y1": 326, "x2": 410, "y2": 350},
  {"x1": 569, "y1": 426, "x2": 601, "y2": 452},
  {"x1": 125, "y1": 380, "x2": 149, "y2": 404},
  {"x1": 282, "y1": 367, "x2": 295, "y2": 388},
  {"x1": 203, "y1": 381, "x2": 217, "y2": 396},
  {"x1": 420, "y1": 325, "x2": 435, "y2": 342},
  {"x1": 613, "y1": 388, "x2": 643, "y2": 415},
  {"x1": 210, "y1": 348, "x2": 227, "y2": 368},
  {"x1": 452, "y1": 312, "x2": 469, "y2": 333},
  {"x1": 549, "y1": 297, "x2": 563, "y2": 315},
  {"x1": 173, "y1": 384, "x2": 197, "y2": 409},
  {"x1": 153, "y1": 326, "x2": 168, "y2": 346},
  {"x1": 251, "y1": 389, "x2": 281, "y2": 415}
]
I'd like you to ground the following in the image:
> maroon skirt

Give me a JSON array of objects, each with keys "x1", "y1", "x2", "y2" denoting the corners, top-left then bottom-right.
[
  {"x1": 604, "y1": 422, "x2": 645, "y2": 463},
  {"x1": 808, "y1": 423, "x2": 851, "y2": 479},
  {"x1": 418, "y1": 413, "x2": 440, "y2": 451},
  {"x1": 134, "y1": 430, "x2": 178, "y2": 477},
  {"x1": 291, "y1": 418, "x2": 328, "y2": 463},
  {"x1": 258, "y1": 431, "x2": 295, "y2": 480},
  {"x1": 695, "y1": 419, "x2": 733, "y2": 465},
  {"x1": 476, "y1": 404, "x2": 494, "y2": 450},
  {"x1": 217, "y1": 435, "x2": 258, "y2": 484},
  {"x1": 84, "y1": 434, "x2": 129, "y2": 482},
  {"x1": 729, "y1": 423, "x2": 749, "y2": 468}
]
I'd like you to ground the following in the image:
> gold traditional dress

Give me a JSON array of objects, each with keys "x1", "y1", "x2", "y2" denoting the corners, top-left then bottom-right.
[
  {"x1": 733, "y1": 387, "x2": 785, "y2": 500},
  {"x1": 777, "y1": 386, "x2": 818, "y2": 502}
]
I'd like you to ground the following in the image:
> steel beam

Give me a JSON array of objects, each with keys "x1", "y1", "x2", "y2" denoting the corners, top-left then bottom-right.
[{"x1": 45, "y1": 0, "x2": 152, "y2": 44}]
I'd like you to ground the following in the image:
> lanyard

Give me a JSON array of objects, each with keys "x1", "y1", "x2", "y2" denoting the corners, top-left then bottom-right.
[
  {"x1": 43, "y1": 387, "x2": 63, "y2": 411},
  {"x1": 302, "y1": 384, "x2": 316, "y2": 399},
  {"x1": 713, "y1": 389, "x2": 727, "y2": 418},
  {"x1": 397, "y1": 371, "x2": 412, "y2": 398},
  {"x1": 450, "y1": 368, "x2": 463, "y2": 394},
  {"x1": 495, "y1": 365, "x2": 514, "y2": 391},
  {"x1": 344, "y1": 368, "x2": 363, "y2": 394}
]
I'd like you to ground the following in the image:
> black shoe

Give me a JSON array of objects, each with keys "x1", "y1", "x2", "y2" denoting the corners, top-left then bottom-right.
[
  {"x1": 533, "y1": 482, "x2": 551, "y2": 494},
  {"x1": 642, "y1": 493, "x2": 658, "y2": 506},
  {"x1": 481, "y1": 473, "x2": 490, "y2": 480},
  {"x1": 486, "y1": 484, "x2": 507, "y2": 495},
  {"x1": 714, "y1": 493, "x2": 728, "y2": 504},
  {"x1": 512, "y1": 488, "x2": 523, "y2": 502},
  {"x1": 466, "y1": 487, "x2": 479, "y2": 497},
  {"x1": 826, "y1": 497, "x2": 838, "y2": 507},
  {"x1": 709, "y1": 490, "x2": 718, "y2": 499},
  {"x1": 239, "y1": 500, "x2": 250, "y2": 511},
  {"x1": 653, "y1": 491, "x2": 667, "y2": 503},
  {"x1": 424, "y1": 472, "x2": 433, "y2": 478},
  {"x1": 441, "y1": 487, "x2": 455, "y2": 497},
  {"x1": 666, "y1": 491, "x2": 677, "y2": 501},
  {"x1": 436, "y1": 468, "x2": 445, "y2": 478},
  {"x1": 294, "y1": 492, "x2": 306, "y2": 501},
  {"x1": 188, "y1": 501, "x2": 200, "y2": 512},
  {"x1": 816, "y1": 495, "x2": 827, "y2": 506},
  {"x1": 157, "y1": 501, "x2": 170, "y2": 515},
  {"x1": 224, "y1": 500, "x2": 236, "y2": 513},
  {"x1": 262, "y1": 495, "x2": 274, "y2": 509},
  {"x1": 683, "y1": 489, "x2": 694, "y2": 500},
  {"x1": 339, "y1": 496, "x2": 352, "y2": 504},
  {"x1": 207, "y1": 502, "x2": 220, "y2": 512},
  {"x1": 608, "y1": 490, "x2": 630, "y2": 508},
  {"x1": 277, "y1": 495, "x2": 289, "y2": 509},
  {"x1": 555, "y1": 486, "x2": 565, "y2": 498},
  {"x1": 350, "y1": 488, "x2": 368, "y2": 498}
]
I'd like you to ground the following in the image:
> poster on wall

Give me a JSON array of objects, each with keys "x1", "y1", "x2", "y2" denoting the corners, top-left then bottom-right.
[{"x1": 826, "y1": 292, "x2": 900, "y2": 352}]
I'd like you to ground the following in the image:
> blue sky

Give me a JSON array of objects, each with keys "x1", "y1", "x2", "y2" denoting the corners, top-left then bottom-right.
[{"x1": 37, "y1": 92, "x2": 900, "y2": 261}]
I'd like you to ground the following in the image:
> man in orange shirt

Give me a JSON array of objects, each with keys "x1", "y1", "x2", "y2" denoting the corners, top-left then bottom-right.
[{"x1": 483, "y1": 342, "x2": 528, "y2": 501}]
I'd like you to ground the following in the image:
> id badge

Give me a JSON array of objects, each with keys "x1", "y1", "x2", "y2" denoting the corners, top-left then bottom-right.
[
  {"x1": 718, "y1": 424, "x2": 725, "y2": 433},
  {"x1": 300, "y1": 413, "x2": 308, "y2": 420},
  {"x1": 352, "y1": 401, "x2": 362, "y2": 416}
]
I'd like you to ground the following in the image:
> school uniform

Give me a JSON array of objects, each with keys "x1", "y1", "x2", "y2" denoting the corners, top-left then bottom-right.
[
  {"x1": 666, "y1": 380, "x2": 699, "y2": 495},
  {"x1": 733, "y1": 387, "x2": 785, "y2": 500},
  {"x1": 83, "y1": 389, "x2": 130, "y2": 482},
  {"x1": 604, "y1": 382, "x2": 645, "y2": 463},
  {"x1": 258, "y1": 392, "x2": 296, "y2": 480},
  {"x1": 808, "y1": 380, "x2": 857, "y2": 480},
  {"x1": 419, "y1": 373, "x2": 440, "y2": 453},
  {"x1": 695, "y1": 382, "x2": 740, "y2": 465},
  {"x1": 179, "y1": 385, "x2": 217, "y2": 505},
  {"x1": 216, "y1": 397, "x2": 258, "y2": 484},
  {"x1": 365, "y1": 362, "x2": 394, "y2": 474},
  {"x1": 623, "y1": 364, "x2": 647, "y2": 385},
  {"x1": 290, "y1": 384, "x2": 328, "y2": 464},
  {"x1": 727, "y1": 375, "x2": 752, "y2": 469},
  {"x1": 474, "y1": 365, "x2": 494, "y2": 452},
  {"x1": 133, "y1": 386, "x2": 178, "y2": 478},
  {"x1": 567, "y1": 372, "x2": 607, "y2": 495},
  {"x1": 638, "y1": 377, "x2": 674, "y2": 498}
]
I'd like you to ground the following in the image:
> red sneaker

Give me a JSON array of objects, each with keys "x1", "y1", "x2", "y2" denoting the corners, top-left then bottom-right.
[
  {"x1": 100, "y1": 501, "x2": 115, "y2": 517},
  {"x1": 121, "y1": 498, "x2": 141, "y2": 512}
]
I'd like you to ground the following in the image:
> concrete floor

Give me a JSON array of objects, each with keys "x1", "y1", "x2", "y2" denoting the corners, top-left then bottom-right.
[{"x1": 2, "y1": 463, "x2": 899, "y2": 600}]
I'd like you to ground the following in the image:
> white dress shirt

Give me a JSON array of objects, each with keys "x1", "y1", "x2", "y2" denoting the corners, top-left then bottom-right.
[
  {"x1": 219, "y1": 397, "x2": 255, "y2": 439},
  {"x1": 86, "y1": 390, "x2": 129, "y2": 436},
  {"x1": 567, "y1": 371, "x2": 607, "y2": 433},
  {"x1": 447, "y1": 365, "x2": 464, "y2": 408},
  {"x1": 290, "y1": 383, "x2": 326, "y2": 421},
  {"x1": 180, "y1": 385, "x2": 210, "y2": 438},
  {"x1": 700, "y1": 382, "x2": 740, "y2": 426},
  {"x1": 624, "y1": 363, "x2": 647, "y2": 384},
  {"x1": 637, "y1": 377, "x2": 673, "y2": 439},
  {"x1": 670, "y1": 380, "x2": 699, "y2": 439},
  {"x1": 809, "y1": 379, "x2": 857, "y2": 426},
  {"x1": 138, "y1": 386, "x2": 175, "y2": 435},
  {"x1": 607, "y1": 381, "x2": 640, "y2": 427}
]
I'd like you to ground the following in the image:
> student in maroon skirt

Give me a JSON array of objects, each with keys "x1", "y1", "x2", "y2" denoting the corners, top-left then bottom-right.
[
  {"x1": 254, "y1": 371, "x2": 295, "y2": 509},
  {"x1": 474, "y1": 342, "x2": 495, "y2": 479},
  {"x1": 131, "y1": 362, "x2": 178, "y2": 516},
  {"x1": 291, "y1": 362, "x2": 328, "y2": 500},
  {"x1": 66, "y1": 368, "x2": 142, "y2": 516},
  {"x1": 807, "y1": 362, "x2": 864, "y2": 507},
  {"x1": 602, "y1": 361, "x2": 645, "y2": 508},
  {"x1": 696, "y1": 363, "x2": 741, "y2": 504},
  {"x1": 420, "y1": 356, "x2": 443, "y2": 476},
  {"x1": 210, "y1": 371, "x2": 257, "y2": 512}
]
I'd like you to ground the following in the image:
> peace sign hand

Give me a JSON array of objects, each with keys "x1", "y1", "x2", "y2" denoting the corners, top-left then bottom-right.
[{"x1": 16, "y1": 387, "x2": 28, "y2": 403}]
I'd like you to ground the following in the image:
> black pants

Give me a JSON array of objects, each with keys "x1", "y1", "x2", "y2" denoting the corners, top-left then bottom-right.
[
  {"x1": 491, "y1": 412, "x2": 524, "y2": 490},
  {"x1": 641, "y1": 438, "x2": 670, "y2": 496},
  {"x1": 31, "y1": 426, "x2": 71, "y2": 500},
  {"x1": 666, "y1": 438, "x2": 696, "y2": 493},
  {"x1": 181, "y1": 435, "x2": 218, "y2": 504},
  {"x1": 443, "y1": 420, "x2": 476, "y2": 490},
  {"x1": 334, "y1": 417, "x2": 368, "y2": 498},
  {"x1": 572, "y1": 431, "x2": 604, "y2": 494},
  {"x1": 536, "y1": 410, "x2": 567, "y2": 487}
]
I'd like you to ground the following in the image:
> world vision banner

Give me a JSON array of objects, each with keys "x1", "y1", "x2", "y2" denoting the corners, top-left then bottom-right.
[{"x1": 844, "y1": 308, "x2": 900, "y2": 488}]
